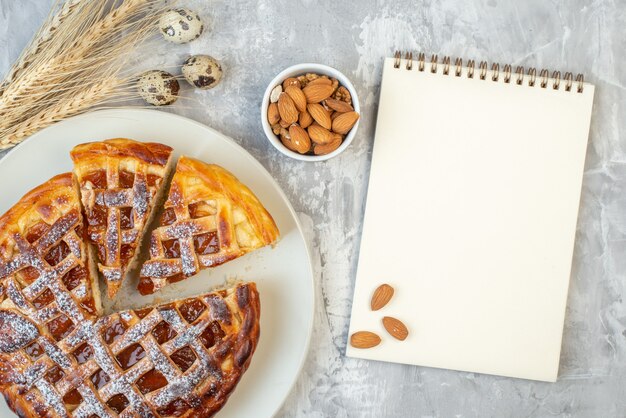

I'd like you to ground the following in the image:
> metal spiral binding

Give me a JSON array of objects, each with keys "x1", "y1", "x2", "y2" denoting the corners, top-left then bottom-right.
[{"x1": 393, "y1": 51, "x2": 585, "y2": 93}]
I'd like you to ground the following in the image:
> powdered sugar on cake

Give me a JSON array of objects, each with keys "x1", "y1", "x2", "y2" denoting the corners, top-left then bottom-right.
[
  {"x1": 0, "y1": 144, "x2": 264, "y2": 417},
  {"x1": 0, "y1": 199, "x2": 259, "y2": 416}
]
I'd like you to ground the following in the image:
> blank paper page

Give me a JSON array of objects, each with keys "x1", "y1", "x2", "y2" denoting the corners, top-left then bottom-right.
[{"x1": 346, "y1": 57, "x2": 595, "y2": 382}]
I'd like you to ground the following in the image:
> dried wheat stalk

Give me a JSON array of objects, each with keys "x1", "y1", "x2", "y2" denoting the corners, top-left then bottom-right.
[
  {"x1": 1, "y1": 0, "x2": 154, "y2": 111},
  {"x1": 0, "y1": 0, "x2": 177, "y2": 149},
  {"x1": 0, "y1": 0, "x2": 85, "y2": 98},
  {"x1": 2, "y1": 79, "x2": 125, "y2": 143}
]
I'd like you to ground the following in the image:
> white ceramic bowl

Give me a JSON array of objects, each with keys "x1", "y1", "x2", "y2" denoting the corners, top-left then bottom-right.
[{"x1": 261, "y1": 63, "x2": 360, "y2": 162}]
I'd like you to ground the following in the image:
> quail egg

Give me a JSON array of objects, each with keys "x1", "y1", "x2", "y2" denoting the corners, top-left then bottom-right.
[
  {"x1": 159, "y1": 8, "x2": 204, "y2": 44},
  {"x1": 137, "y1": 70, "x2": 180, "y2": 106},
  {"x1": 182, "y1": 55, "x2": 223, "y2": 90}
]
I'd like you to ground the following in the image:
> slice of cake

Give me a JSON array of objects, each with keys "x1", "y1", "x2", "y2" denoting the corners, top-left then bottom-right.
[
  {"x1": 71, "y1": 138, "x2": 174, "y2": 298},
  {"x1": 0, "y1": 173, "x2": 101, "y2": 319},
  {"x1": 139, "y1": 156, "x2": 279, "y2": 294}
]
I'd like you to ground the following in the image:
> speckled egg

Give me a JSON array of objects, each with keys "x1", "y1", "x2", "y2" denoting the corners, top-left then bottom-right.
[
  {"x1": 181, "y1": 55, "x2": 223, "y2": 90},
  {"x1": 137, "y1": 70, "x2": 180, "y2": 106},
  {"x1": 159, "y1": 8, "x2": 204, "y2": 44}
]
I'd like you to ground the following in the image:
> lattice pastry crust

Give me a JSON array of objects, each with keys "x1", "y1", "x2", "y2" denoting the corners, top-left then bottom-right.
[
  {"x1": 0, "y1": 174, "x2": 261, "y2": 418},
  {"x1": 139, "y1": 157, "x2": 279, "y2": 295},
  {"x1": 71, "y1": 139, "x2": 174, "y2": 298}
]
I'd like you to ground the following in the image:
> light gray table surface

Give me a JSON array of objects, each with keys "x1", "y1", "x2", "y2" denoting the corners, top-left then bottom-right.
[{"x1": 1, "y1": 0, "x2": 625, "y2": 417}]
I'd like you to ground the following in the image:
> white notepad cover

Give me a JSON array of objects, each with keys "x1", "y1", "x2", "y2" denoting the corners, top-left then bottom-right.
[{"x1": 346, "y1": 57, "x2": 595, "y2": 382}]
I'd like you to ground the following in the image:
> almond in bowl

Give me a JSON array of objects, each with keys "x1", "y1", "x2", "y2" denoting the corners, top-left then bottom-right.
[{"x1": 262, "y1": 65, "x2": 360, "y2": 161}]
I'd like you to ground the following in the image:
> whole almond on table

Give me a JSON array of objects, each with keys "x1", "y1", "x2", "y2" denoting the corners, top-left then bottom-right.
[
  {"x1": 332, "y1": 111, "x2": 360, "y2": 135},
  {"x1": 313, "y1": 134, "x2": 342, "y2": 155},
  {"x1": 299, "y1": 110, "x2": 313, "y2": 128},
  {"x1": 288, "y1": 124, "x2": 311, "y2": 154},
  {"x1": 371, "y1": 284, "x2": 394, "y2": 311},
  {"x1": 326, "y1": 97, "x2": 354, "y2": 113},
  {"x1": 308, "y1": 123, "x2": 333, "y2": 145},
  {"x1": 307, "y1": 103, "x2": 332, "y2": 130},
  {"x1": 285, "y1": 85, "x2": 307, "y2": 112},
  {"x1": 267, "y1": 102, "x2": 280, "y2": 125},
  {"x1": 303, "y1": 83, "x2": 335, "y2": 103},
  {"x1": 350, "y1": 331, "x2": 381, "y2": 349},
  {"x1": 278, "y1": 92, "x2": 298, "y2": 124},
  {"x1": 382, "y1": 316, "x2": 409, "y2": 341}
]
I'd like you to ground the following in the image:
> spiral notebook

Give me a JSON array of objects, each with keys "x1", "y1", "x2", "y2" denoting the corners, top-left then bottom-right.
[{"x1": 347, "y1": 53, "x2": 595, "y2": 382}]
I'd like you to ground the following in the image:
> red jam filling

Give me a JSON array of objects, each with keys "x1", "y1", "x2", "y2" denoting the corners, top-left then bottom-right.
[
  {"x1": 170, "y1": 346, "x2": 197, "y2": 372},
  {"x1": 106, "y1": 394, "x2": 129, "y2": 413},
  {"x1": 102, "y1": 319, "x2": 127, "y2": 344},
  {"x1": 83, "y1": 170, "x2": 107, "y2": 189},
  {"x1": 115, "y1": 343, "x2": 145, "y2": 370},
  {"x1": 178, "y1": 299, "x2": 206, "y2": 323},
  {"x1": 136, "y1": 369, "x2": 168, "y2": 394},
  {"x1": 193, "y1": 231, "x2": 220, "y2": 255},
  {"x1": 151, "y1": 321, "x2": 177, "y2": 345}
]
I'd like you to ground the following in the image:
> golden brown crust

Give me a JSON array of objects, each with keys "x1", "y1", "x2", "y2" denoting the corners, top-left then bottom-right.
[
  {"x1": 192, "y1": 283, "x2": 260, "y2": 417},
  {"x1": 0, "y1": 174, "x2": 99, "y2": 319},
  {"x1": 139, "y1": 157, "x2": 279, "y2": 295},
  {"x1": 175, "y1": 157, "x2": 280, "y2": 245},
  {"x1": 0, "y1": 276, "x2": 260, "y2": 418},
  {"x1": 0, "y1": 174, "x2": 73, "y2": 245},
  {"x1": 0, "y1": 151, "x2": 263, "y2": 418},
  {"x1": 70, "y1": 138, "x2": 174, "y2": 298},
  {"x1": 70, "y1": 138, "x2": 173, "y2": 167},
  {"x1": 0, "y1": 174, "x2": 101, "y2": 417}
]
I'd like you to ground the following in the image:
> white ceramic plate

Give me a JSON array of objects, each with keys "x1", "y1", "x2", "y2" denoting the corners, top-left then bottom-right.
[{"x1": 0, "y1": 109, "x2": 314, "y2": 417}]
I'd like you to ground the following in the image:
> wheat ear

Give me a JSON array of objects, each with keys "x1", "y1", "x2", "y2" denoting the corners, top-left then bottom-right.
[
  {"x1": 0, "y1": 0, "x2": 179, "y2": 148},
  {"x1": 0, "y1": 0, "x2": 85, "y2": 98},
  {"x1": 0, "y1": 0, "x2": 157, "y2": 109},
  {"x1": 0, "y1": 78, "x2": 129, "y2": 148}
]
